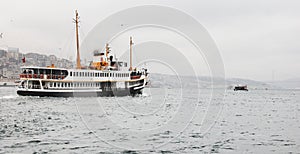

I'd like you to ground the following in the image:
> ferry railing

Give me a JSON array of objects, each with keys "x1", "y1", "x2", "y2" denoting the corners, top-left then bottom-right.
[{"x1": 20, "y1": 74, "x2": 66, "y2": 80}]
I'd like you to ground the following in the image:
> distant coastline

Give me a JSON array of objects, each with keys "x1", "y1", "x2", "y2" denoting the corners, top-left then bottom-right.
[{"x1": 0, "y1": 47, "x2": 73, "y2": 79}]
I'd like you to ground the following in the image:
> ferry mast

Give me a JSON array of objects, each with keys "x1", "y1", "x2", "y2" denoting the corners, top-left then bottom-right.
[
  {"x1": 74, "y1": 10, "x2": 81, "y2": 69},
  {"x1": 129, "y1": 36, "x2": 133, "y2": 71}
]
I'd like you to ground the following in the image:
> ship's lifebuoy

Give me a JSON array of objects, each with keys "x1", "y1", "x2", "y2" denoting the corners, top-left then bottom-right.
[
  {"x1": 40, "y1": 74, "x2": 44, "y2": 79},
  {"x1": 28, "y1": 74, "x2": 32, "y2": 78},
  {"x1": 131, "y1": 75, "x2": 141, "y2": 79},
  {"x1": 33, "y1": 74, "x2": 37, "y2": 78}
]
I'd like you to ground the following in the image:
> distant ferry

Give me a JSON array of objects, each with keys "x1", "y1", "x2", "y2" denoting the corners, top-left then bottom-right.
[
  {"x1": 234, "y1": 85, "x2": 248, "y2": 91},
  {"x1": 17, "y1": 10, "x2": 148, "y2": 97}
]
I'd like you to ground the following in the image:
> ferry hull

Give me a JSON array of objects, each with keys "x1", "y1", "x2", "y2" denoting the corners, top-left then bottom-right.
[{"x1": 17, "y1": 88, "x2": 143, "y2": 97}]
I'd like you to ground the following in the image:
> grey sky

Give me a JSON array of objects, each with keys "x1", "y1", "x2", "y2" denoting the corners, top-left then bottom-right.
[{"x1": 0, "y1": 0, "x2": 299, "y2": 81}]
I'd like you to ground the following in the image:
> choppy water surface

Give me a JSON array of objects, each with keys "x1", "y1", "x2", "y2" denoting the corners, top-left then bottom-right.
[{"x1": 0, "y1": 87, "x2": 299, "y2": 153}]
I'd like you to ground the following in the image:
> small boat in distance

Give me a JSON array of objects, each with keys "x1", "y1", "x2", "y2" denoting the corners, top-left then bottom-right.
[
  {"x1": 234, "y1": 85, "x2": 248, "y2": 91},
  {"x1": 16, "y1": 10, "x2": 149, "y2": 97}
]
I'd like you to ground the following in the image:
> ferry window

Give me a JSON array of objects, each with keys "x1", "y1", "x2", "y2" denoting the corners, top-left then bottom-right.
[
  {"x1": 70, "y1": 71, "x2": 72, "y2": 76},
  {"x1": 54, "y1": 82, "x2": 56, "y2": 87}
]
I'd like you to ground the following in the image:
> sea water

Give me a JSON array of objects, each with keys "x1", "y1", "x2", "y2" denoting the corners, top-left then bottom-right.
[{"x1": 0, "y1": 87, "x2": 299, "y2": 153}]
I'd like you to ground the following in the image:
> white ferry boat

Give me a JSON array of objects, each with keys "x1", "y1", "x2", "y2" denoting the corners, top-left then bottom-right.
[{"x1": 16, "y1": 11, "x2": 148, "y2": 97}]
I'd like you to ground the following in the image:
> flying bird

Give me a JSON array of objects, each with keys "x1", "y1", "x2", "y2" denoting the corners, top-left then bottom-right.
[{"x1": 0, "y1": 33, "x2": 3, "y2": 38}]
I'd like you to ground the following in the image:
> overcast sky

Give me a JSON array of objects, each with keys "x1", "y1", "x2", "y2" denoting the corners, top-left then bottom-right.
[{"x1": 0, "y1": 0, "x2": 299, "y2": 81}]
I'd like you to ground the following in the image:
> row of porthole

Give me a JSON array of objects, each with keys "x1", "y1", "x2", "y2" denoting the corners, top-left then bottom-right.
[{"x1": 49, "y1": 82, "x2": 101, "y2": 88}]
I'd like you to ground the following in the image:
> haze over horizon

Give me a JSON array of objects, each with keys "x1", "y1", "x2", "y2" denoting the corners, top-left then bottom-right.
[{"x1": 0, "y1": 0, "x2": 299, "y2": 81}]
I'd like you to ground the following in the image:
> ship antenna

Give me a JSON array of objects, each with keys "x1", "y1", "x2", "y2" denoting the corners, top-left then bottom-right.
[
  {"x1": 129, "y1": 36, "x2": 133, "y2": 71},
  {"x1": 74, "y1": 10, "x2": 81, "y2": 69}
]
